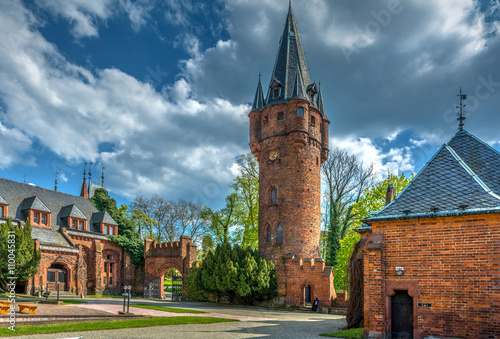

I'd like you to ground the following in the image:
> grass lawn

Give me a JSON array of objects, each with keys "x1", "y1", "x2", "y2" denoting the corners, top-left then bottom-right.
[
  {"x1": 163, "y1": 279, "x2": 173, "y2": 286},
  {"x1": 0, "y1": 316, "x2": 236, "y2": 337},
  {"x1": 85, "y1": 295, "x2": 130, "y2": 299},
  {"x1": 131, "y1": 304, "x2": 205, "y2": 314},
  {"x1": 62, "y1": 300, "x2": 87, "y2": 305},
  {"x1": 320, "y1": 328, "x2": 364, "y2": 338}
]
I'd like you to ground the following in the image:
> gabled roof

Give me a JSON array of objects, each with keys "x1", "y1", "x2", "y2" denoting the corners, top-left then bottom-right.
[
  {"x1": 365, "y1": 129, "x2": 500, "y2": 221},
  {"x1": 92, "y1": 211, "x2": 118, "y2": 226},
  {"x1": 21, "y1": 196, "x2": 51, "y2": 213},
  {"x1": 291, "y1": 66, "x2": 307, "y2": 99},
  {"x1": 0, "y1": 194, "x2": 7, "y2": 205},
  {"x1": 265, "y1": 3, "x2": 313, "y2": 106},
  {"x1": 60, "y1": 204, "x2": 87, "y2": 220},
  {"x1": 251, "y1": 76, "x2": 265, "y2": 112}
]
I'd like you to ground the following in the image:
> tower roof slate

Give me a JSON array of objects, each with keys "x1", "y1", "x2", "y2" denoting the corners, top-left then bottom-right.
[
  {"x1": 264, "y1": 3, "x2": 315, "y2": 108},
  {"x1": 251, "y1": 76, "x2": 265, "y2": 112},
  {"x1": 21, "y1": 196, "x2": 51, "y2": 213},
  {"x1": 60, "y1": 204, "x2": 87, "y2": 220},
  {"x1": 316, "y1": 89, "x2": 327, "y2": 118},
  {"x1": 0, "y1": 194, "x2": 8, "y2": 205},
  {"x1": 365, "y1": 129, "x2": 500, "y2": 221}
]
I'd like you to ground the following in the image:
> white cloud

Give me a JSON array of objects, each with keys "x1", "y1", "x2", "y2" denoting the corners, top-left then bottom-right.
[
  {"x1": 331, "y1": 135, "x2": 415, "y2": 180},
  {"x1": 0, "y1": 0, "x2": 249, "y2": 202}
]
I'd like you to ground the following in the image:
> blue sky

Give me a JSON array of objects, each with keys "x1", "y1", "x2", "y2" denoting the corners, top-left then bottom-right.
[{"x1": 1, "y1": 0, "x2": 500, "y2": 209}]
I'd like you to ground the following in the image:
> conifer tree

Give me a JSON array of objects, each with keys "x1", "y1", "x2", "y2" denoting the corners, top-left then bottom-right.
[{"x1": 0, "y1": 219, "x2": 41, "y2": 292}]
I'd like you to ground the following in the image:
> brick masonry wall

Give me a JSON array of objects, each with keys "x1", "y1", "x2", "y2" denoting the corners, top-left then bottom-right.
[
  {"x1": 363, "y1": 213, "x2": 500, "y2": 339},
  {"x1": 144, "y1": 236, "x2": 198, "y2": 298},
  {"x1": 284, "y1": 256, "x2": 335, "y2": 308}
]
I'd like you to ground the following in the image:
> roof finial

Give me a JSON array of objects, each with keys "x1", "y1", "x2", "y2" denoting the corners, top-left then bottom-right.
[
  {"x1": 83, "y1": 162, "x2": 87, "y2": 179},
  {"x1": 289, "y1": 0, "x2": 292, "y2": 14},
  {"x1": 456, "y1": 86, "x2": 467, "y2": 130},
  {"x1": 88, "y1": 161, "x2": 94, "y2": 184},
  {"x1": 259, "y1": 72, "x2": 261, "y2": 81},
  {"x1": 101, "y1": 164, "x2": 105, "y2": 187},
  {"x1": 54, "y1": 171, "x2": 59, "y2": 192}
]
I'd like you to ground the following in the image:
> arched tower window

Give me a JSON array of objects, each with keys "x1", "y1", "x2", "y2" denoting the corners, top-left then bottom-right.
[
  {"x1": 266, "y1": 225, "x2": 271, "y2": 242},
  {"x1": 276, "y1": 224, "x2": 283, "y2": 242},
  {"x1": 271, "y1": 188, "x2": 277, "y2": 203}
]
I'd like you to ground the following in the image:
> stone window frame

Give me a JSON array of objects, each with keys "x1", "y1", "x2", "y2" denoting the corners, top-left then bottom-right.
[
  {"x1": 101, "y1": 223, "x2": 118, "y2": 236},
  {"x1": 310, "y1": 115, "x2": 316, "y2": 126},
  {"x1": 68, "y1": 217, "x2": 87, "y2": 231},
  {"x1": 385, "y1": 280, "x2": 420, "y2": 339},
  {"x1": 0, "y1": 204, "x2": 8, "y2": 218},
  {"x1": 29, "y1": 209, "x2": 51, "y2": 228}
]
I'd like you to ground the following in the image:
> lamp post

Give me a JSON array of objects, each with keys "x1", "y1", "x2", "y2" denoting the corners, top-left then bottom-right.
[
  {"x1": 57, "y1": 281, "x2": 60, "y2": 302},
  {"x1": 122, "y1": 286, "x2": 132, "y2": 313}
]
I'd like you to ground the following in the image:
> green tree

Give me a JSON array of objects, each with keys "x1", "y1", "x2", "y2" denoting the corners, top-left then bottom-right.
[
  {"x1": 322, "y1": 148, "x2": 375, "y2": 267},
  {"x1": 201, "y1": 193, "x2": 238, "y2": 245},
  {"x1": 230, "y1": 154, "x2": 259, "y2": 250},
  {"x1": 0, "y1": 219, "x2": 41, "y2": 291},
  {"x1": 90, "y1": 188, "x2": 144, "y2": 265},
  {"x1": 333, "y1": 173, "x2": 412, "y2": 291},
  {"x1": 186, "y1": 243, "x2": 276, "y2": 304}
]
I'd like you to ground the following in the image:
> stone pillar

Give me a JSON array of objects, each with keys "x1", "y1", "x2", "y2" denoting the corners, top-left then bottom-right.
[{"x1": 94, "y1": 241, "x2": 103, "y2": 295}]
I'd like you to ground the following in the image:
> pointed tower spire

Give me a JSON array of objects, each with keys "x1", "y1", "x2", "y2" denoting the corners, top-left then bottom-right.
[
  {"x1": 316, "y1": 84, "x2": 327, "y2": 118},
  {"x1": 251, "y1": 73, "x2": 265, "y2": 111},
  {"x1": 267, "y1": 2, "x2": 312, "y2": 104},
  {"x1": 80, "y1": 163, "x2": 89, "y2": 198},
  {"x1": 289, "y1": 0, "x2": 293, "y2": 14}
]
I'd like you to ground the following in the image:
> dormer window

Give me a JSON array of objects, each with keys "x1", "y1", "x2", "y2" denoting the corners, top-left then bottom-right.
[
  {"x1": 31, "y1": 210, "x2": 50, "y2": 227},
  {"x1": 273, "y1": 87, "x2": 280, "y2": 98},
  {"x1": 0, "y1": 205, "x2": 5, "y2": 218},
  {"x1": 69, "y1": 218, "x2": 87, "y2": 231},
  {"x1": 102, "y1": 223, "x2": 117, "y2": 236}
]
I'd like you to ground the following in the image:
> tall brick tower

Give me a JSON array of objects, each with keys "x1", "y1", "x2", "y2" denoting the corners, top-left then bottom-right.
[{"x1": 249, "y1": 2, "x2": 334, "y2": 307}]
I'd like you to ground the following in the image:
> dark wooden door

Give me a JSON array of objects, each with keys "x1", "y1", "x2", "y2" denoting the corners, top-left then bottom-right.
[
  {"x1": 391, "y1": 290, "x2": 413, "y2": 338},
  {"x1": 47, "y1": 267, "x2": 67, "y2": 292},
  {"x1": 305, "y1": 285, "x2": 311, "y2": 303}
]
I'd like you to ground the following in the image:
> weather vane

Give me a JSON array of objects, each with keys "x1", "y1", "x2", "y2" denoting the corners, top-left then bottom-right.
[
  {"x1": 456, "y1": 87, "x2": 467, "y2": 130},
  {"x1": 54, "y1": 171, "x2": 59, "y2": 191}
]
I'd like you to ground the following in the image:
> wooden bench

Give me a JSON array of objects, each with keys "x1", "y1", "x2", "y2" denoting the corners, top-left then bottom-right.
[
  {"x1": 18, "y1": 304, "x2": 37, "y2": 314},
  {"x1": 0, "y1": 305, "x2": 10, "y2": 315}
]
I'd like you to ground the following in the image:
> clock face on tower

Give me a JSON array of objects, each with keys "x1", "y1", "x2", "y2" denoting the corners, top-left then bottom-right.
[{"x1": 269, "y1": 150, "x2": 278, "y2": 161}]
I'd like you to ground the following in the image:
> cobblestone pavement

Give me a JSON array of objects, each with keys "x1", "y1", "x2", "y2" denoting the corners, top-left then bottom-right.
[{"x1": 11, "y1": 299, "x2": 346, "y2": 339}]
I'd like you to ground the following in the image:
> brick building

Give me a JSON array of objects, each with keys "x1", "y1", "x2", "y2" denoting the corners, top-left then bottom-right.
[
  {"x1": 358, "y1": 129, "x2": 500, "y2": 338},
  {"x1": 249, "y1": 3, "x2": 334, "y2": 307},
  {"x1": 0, "y1": 177, "x2": 135, "y2": 296}
]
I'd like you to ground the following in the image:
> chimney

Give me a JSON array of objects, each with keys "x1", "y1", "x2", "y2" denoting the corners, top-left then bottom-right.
[{"x1": 385, "y1": 184, "x2": 395, "y2": 205}]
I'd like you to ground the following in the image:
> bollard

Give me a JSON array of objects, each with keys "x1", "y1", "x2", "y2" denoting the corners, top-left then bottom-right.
[
  {"x1": 123, "y1": 288, "x2": 127, "y2": 313},
  {"x1": 45, "y1": 281, "x2": 49, "y2": 301},
  {"x1": 57, "y1": 281, "x2": 60, "y2": 302},
  {"x1": 127, "y1": 286, "x2": 131, "y2": 313}
]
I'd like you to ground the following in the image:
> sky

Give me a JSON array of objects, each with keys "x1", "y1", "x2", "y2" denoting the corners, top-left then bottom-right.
[{"x1": 0, "y1": 0, "x2": 500, "y2": 209}]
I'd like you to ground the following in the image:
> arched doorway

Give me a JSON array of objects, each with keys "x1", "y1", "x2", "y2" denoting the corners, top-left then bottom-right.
[{"x1": 47, "y1": 264, "x2": 68, "y2": 291}]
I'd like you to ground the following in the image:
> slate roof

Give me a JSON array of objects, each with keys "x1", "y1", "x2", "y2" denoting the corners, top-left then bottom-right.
[
  {"x1": 0, "y1": 178, "x2": 118, "y2": 244},
  {"x1": 21, "y1": 196, "x2": 51, "y2": 213},
  {"x1": 31, "y1": 226, "x2": 72, "y2": 247},
  {"x1": 0, "y1": 194, "x2": 7, "y2": 205},
  {"x1": 253, "y1": 2, "x2": 324, "y2": 115},
  {"x1": 365, "y1": 129, "x2": 500, "y2": 221},
  {"x1": 92, "y1": 211, "x2": 118, "y2": 226},
  {"x1": 60, "y1": 204, "x2": 87, "y2": 220},
  {"x1": 251, "y1": 76, "x2": 265, "y2": 112}
]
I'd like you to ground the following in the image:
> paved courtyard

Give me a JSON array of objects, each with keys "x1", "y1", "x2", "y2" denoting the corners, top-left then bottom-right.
[{"x1": 14, "y1": 299, "x2": 346, "y2": 339}]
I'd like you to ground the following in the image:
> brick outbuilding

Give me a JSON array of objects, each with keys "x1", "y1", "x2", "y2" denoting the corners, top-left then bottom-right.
[{"x1": 359, "y1": 129, "x2": 500, "y2": 338}]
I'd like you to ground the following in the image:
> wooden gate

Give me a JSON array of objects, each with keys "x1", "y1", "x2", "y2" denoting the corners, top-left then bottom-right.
[{"x1": 391, "y1": 290, "x2": 413, "y2": 338}]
